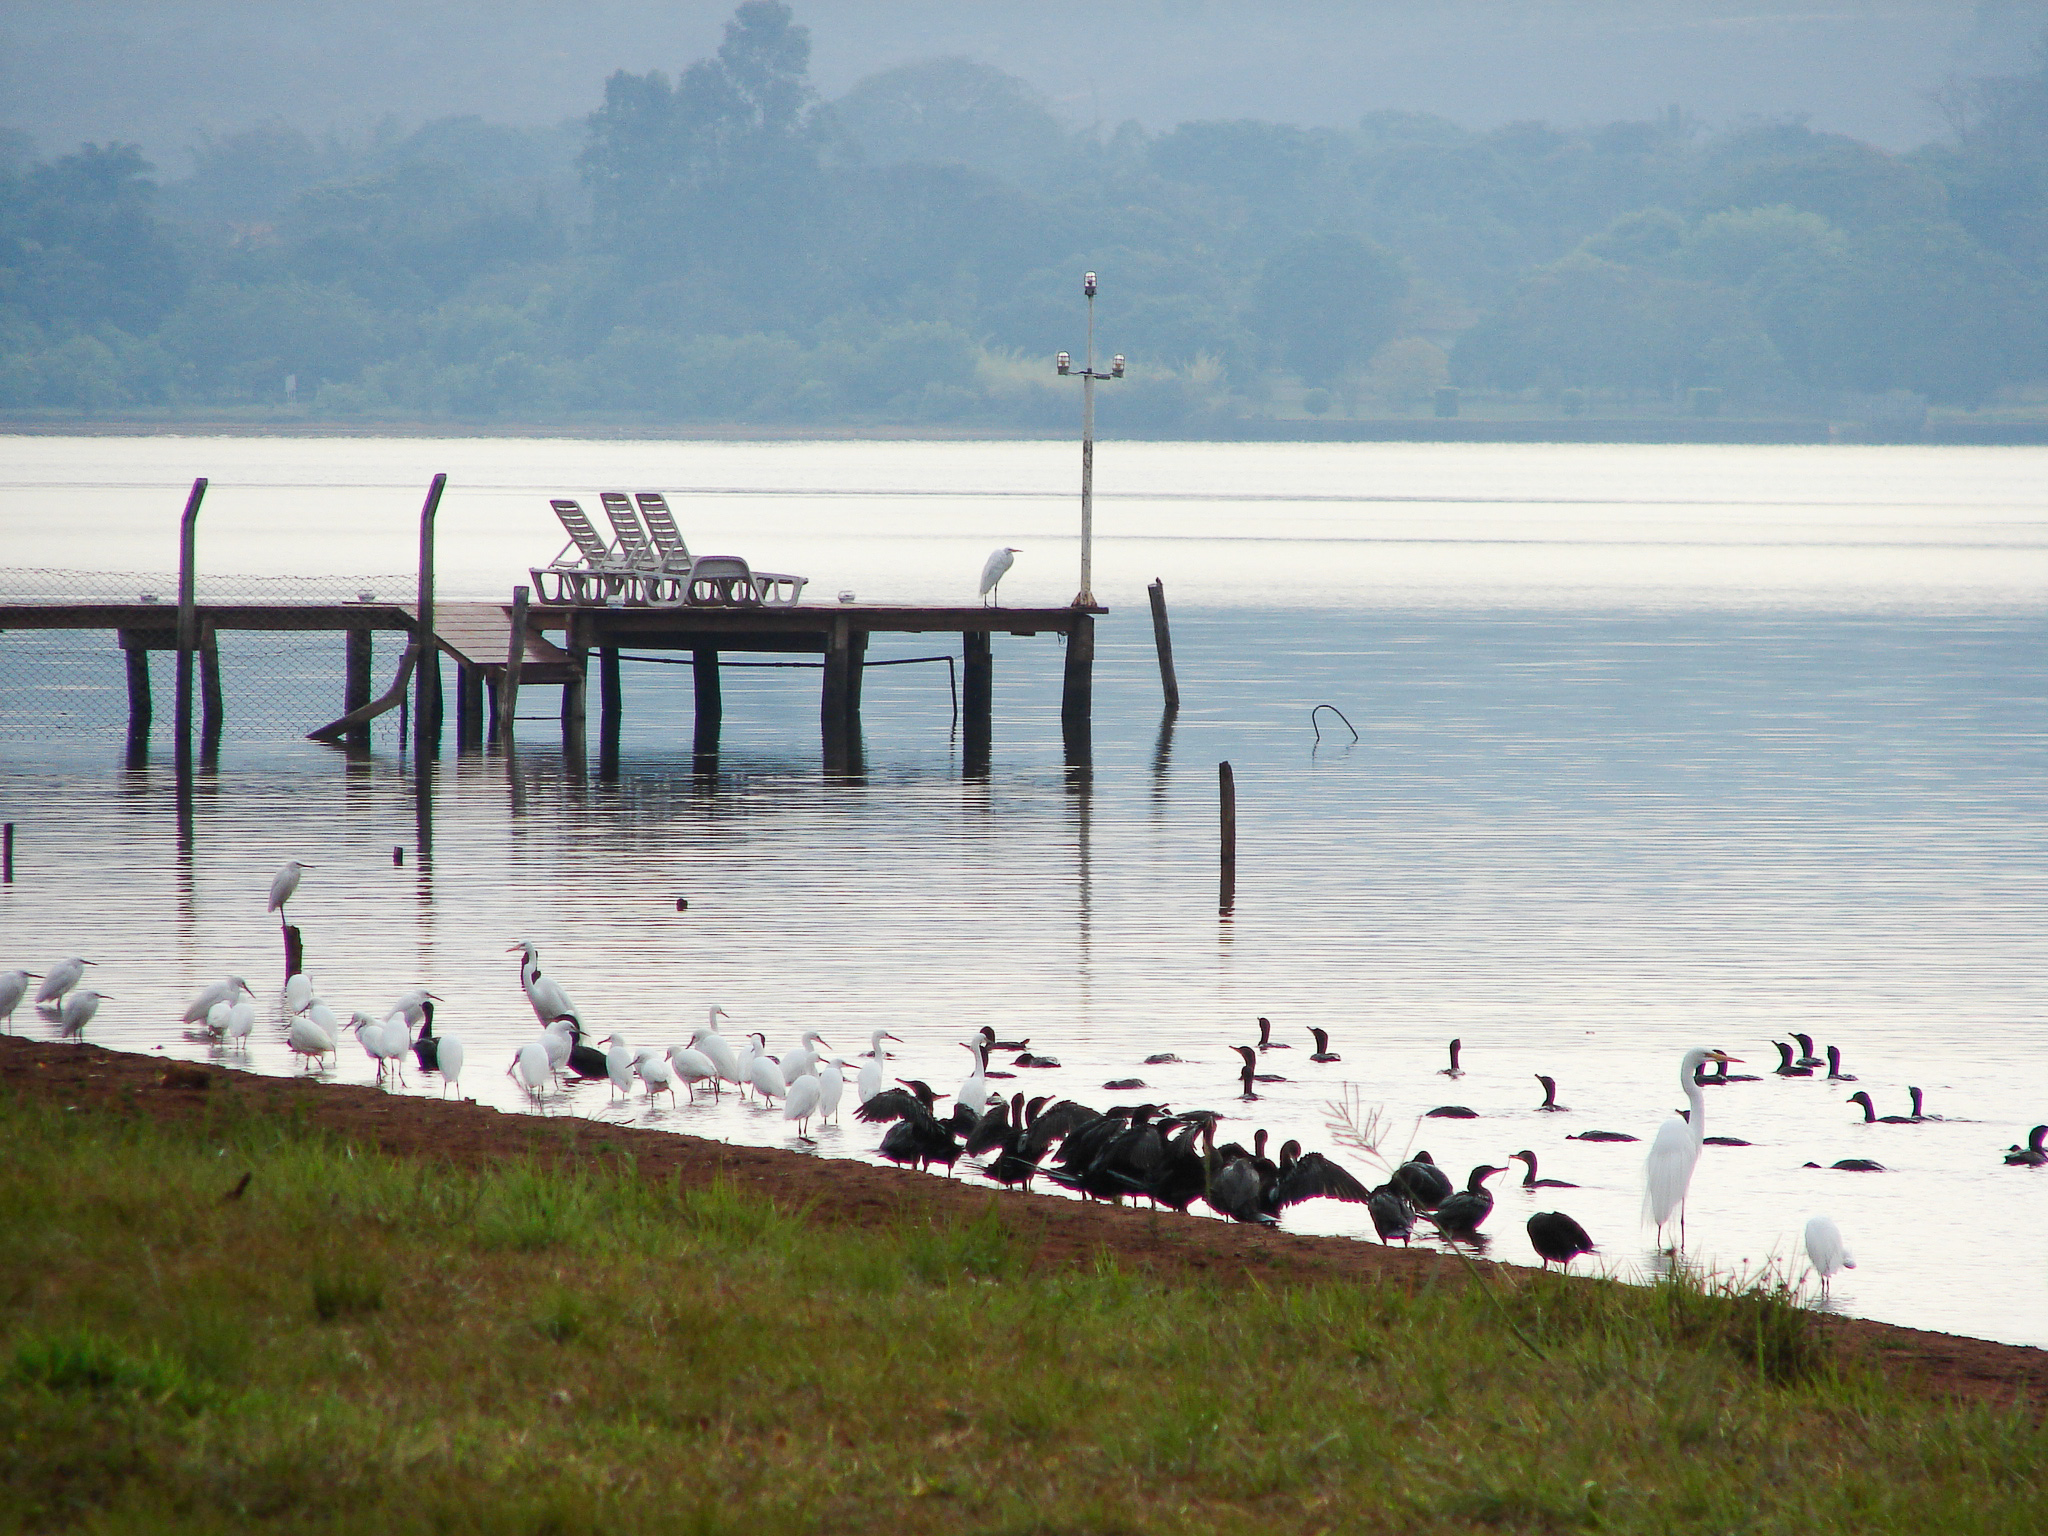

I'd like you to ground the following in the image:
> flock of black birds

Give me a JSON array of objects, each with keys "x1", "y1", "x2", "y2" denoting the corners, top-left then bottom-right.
[
  {"x1": 847, "y1": 1018, "x2": 2043, "y2": 1272},
  {"x1": 852, "y1": 1018, "x2": 1597, "y2": 1270}
]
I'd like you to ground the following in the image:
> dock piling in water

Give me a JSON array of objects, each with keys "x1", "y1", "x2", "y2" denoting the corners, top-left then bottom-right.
[
  {"x1": 344, "y1": 628, "x2": 372, "y2": 752},
  {"x1": 1147, "y1": 579, "x2": 1180, "y2": 714},
  {"x1": 692, "y1": 648, "x2": 722, "y2": 760},
  {"x1": 1219, "y1": 759, "x2": 1237, "y2": 914},
  {"x1": 1061, "y1": 612, "x2": 1094, "y2": 764},
  {"x1": 496, "y1": 585, "x2": 529, "y2": 741},
  {"x1": 963, "y1": 631, "x2": 992, "y2": 775}
]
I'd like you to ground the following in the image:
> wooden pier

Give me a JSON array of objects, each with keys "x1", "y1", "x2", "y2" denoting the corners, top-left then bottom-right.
[{"x1": 0, "y1": 596, "x2": 1102, "y2": 772}]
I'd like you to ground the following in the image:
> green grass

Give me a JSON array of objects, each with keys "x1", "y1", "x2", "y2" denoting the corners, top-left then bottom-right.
[{"x1": 0, "y1": 1091, "x2": 2041, "y2": 1533}]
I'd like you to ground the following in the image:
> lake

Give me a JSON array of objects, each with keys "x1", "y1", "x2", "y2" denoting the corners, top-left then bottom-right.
[{"x1": 1, "y1": 434, "x2": 2043, "y2": 1346}]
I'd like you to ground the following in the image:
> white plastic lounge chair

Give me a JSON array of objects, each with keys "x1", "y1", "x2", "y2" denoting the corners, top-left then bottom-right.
[
  {"x1": 598, "y1": 492, "x2": 682, "y2": 603},
  {"x1": 683, "y1": 556, "x2": 762, "y2": 607},
  {"x1": 530, "y1": 498, "x2": 645, "y2": 604},
  {"x1": 636, "y1": 491, "x2": 808, "y2": 606}
]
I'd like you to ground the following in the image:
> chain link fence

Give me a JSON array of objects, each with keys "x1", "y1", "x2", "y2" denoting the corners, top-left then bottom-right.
[{"x1": 0, "y1": 568, "x2": 415, "y2": 744}]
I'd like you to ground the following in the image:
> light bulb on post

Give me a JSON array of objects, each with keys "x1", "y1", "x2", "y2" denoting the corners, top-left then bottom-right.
[
  {"x1": 1083, "y1": 272, "x2": 1097, "y2": 297},
  {"x1": 1056, "y1": 352, "x2": 1071, "y2": 375},
  {"x1": 1111, "y1": 355, "x2": 1125, "y2": 378}
]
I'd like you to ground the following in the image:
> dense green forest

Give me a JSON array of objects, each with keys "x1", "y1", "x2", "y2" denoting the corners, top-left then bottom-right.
[{"x1": 7, "y1": 1, "x2": 2048, "y2": 430}]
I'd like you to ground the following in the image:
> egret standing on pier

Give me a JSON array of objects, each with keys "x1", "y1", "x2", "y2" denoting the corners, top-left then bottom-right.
[{"x1": 979, "y1": 547, "x2": 1020, "y2": 607}]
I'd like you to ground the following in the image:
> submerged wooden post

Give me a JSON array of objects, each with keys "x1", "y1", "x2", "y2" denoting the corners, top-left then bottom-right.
[
  {"x1": 344, "y1": 628, "x2": 372, "y2": 752},
  {"x1": 962, "y1": 630, "x2": 991, "y2": 775},
  {"x1": 282, "y1": 924, "x2": 304, "y2": 982},
  {"x1": 174, "y1": 477, "x2": 206, "y2": 770},
  {"x1": 198, "y1": 623, "x2": 223, "y2": 752},
  {"x1": 599, "y1": 646, "x2": 622, "y2": 737},
  {"x1": 496, "y1": 585, "x2": 529, "y2": 741},
  {"x1": 1218, "y1": 760, "x2": 1237, "y2": 914},
  {"x1": 560, "y1": 616, "x2": 588, "y2": 747},
  {"x1": 413, "y1": 473, "x2": 447, "y2": 759},
  {"x1": 821, "y1": 619, "x2": 853, "y2": 772},
  {"x1": 1147, "y1": 578, "x2": 1180, "y2": 714},
  {"x1": 1061, "y1": 611, "x2": 1094, "y2": 764},
  {"x1": 456, "y1": 664, "x2": 483, "y2": 750},
  {"x1": 120, "y1": 633, "x2": 153, "y2": 748},
  {"x1": 692, "y1": 648, "x2": 722, "y2": 758}
]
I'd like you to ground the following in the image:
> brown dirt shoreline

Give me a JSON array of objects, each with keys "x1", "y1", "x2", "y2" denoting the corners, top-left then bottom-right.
[{"x1": 5, "y1": 1033, "x2": 2043, "y2": 1409}]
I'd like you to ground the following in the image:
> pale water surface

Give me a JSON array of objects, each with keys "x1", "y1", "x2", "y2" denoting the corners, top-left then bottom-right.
[{"x1": 1, "y1": 437, "x2": 2043, "y2": 1347}]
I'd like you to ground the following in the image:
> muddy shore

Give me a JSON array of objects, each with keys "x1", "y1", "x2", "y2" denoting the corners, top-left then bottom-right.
[{"x1": 4, "y1": 1034, "x2": 2042, "y2": 1407}]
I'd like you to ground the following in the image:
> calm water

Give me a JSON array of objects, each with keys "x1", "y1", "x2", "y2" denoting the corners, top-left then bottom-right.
[{"x1": 1, "y1": 436, "x2": 2044, "y2": 1347}]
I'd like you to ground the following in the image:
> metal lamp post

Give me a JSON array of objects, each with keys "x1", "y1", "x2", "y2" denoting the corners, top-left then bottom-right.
[{"x1": 1057, "y1": 271, "x2": 1124, "y2": 608}]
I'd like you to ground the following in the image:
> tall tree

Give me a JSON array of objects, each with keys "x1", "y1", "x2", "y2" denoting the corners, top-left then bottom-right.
[{"x1": 1250, "y1": 233, "x2": 1407, "y2": 385}]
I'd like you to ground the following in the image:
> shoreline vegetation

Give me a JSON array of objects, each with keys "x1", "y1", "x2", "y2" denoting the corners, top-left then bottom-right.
[
  {"x1": 2, "y1": 1036, "x2": 2043, "y2": 1533},
  {"x1": 8, "y1": 415, "x2": 2048, "y2": 446}
]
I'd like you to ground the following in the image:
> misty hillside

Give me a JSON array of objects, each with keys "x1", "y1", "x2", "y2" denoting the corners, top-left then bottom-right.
[{"x1": 7, "y1": 0, "x2": 2048, "y2": 430}]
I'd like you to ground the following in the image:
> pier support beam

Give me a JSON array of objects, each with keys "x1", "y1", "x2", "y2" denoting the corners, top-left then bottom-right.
[
  {"x1": 560, "y1": 624, "x2": 588, "y2": 762},
  {"x1": 963, "y1": 631, "x2": 991, "y2": 777},
  {"x1": 598, "y1": 645, "x2": 621, "y2": 779},
  {"x1": 455, "y1": 664, "x2": 484, "y2": 751},
  {"x1": 198, "y1": 625, "x2": 223, "y2": 761},
  {"x1": 1061, "y1": 613, "x2": 1094, "y2": 765},
  {"x1": 692, "y1": 648, "x2": 722, "y2": 761},
  {"x1": 821, "y1": 619, "x2": 864, "y2": 774},
  {"x1": 496, "y1": 585, "x2": 528, "y2": 742},
  {"x1": 119, "y1": 632, "x2": 153, "y2": 756},
  {"x1": 344, "y1": 628, "x2": 372, "y2": 752}
]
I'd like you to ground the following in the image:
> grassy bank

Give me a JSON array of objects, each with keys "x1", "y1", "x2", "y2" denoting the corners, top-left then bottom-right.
[{"x1": 0, "y1": 1089, "x2": 2042, "y2": 1534}]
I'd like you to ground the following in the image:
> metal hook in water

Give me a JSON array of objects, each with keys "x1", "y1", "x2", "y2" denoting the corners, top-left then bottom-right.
[{"x1": 1311, "y1": 704, "x2": 1359, "y2": 743}]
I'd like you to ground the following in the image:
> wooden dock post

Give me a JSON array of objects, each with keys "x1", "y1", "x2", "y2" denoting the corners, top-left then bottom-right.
[
  {"x1": 198, "y1": 623, "x2": 223, "y2": 754},
  {"x1": 1061, "y1": 612, "x2": 1094, "y2": 763},
  {"x1": 1218, "y1": 760, "x2": 1237, "y2": 914},
  {"x1": 413, "y1": 473, "x2": 446, "y2": 760},
  {"x1": 692, "y1": 648, "x2": 722, "y2": 758},
  {"x1": 173, "y1": 477, "x2": 206, "y2": 770},
  {"x1": 496, "y1": 585, "x2": 528, "y2": 741},
  {"x1": 597, "y1": 645, "x2": 621, "y2": 778},
  {"x1": 344, "y1": 628, "x2": 372, "y2": 752},
  {"x1": 560, "y1": 617, "x2": 588, "y2": 746},
  {"x1": 456, "y1": 664, "x2": 483, "y2": 751},
  {"x1": 821, "y1": 619, "x2": 856, "y2": 772},
  {"x1": 962, "y1": 631, "x2": 992, "y2": 775},
  {"x1": 120, "y1": 632, "x2": 153, "y2": 749},
  {"x1": 1147, "y1": 579, "x2": 1180, "y2": 714}
]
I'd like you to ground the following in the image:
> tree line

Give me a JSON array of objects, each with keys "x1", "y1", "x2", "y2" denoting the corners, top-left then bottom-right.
[{"x1": 6, "y1": 2, "x2": 2048, "y2": 428}]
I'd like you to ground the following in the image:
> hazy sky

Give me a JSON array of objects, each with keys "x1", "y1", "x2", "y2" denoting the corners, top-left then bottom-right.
[{"x1": 6, "y1": 1, "x2": 2047, "y2": 167}]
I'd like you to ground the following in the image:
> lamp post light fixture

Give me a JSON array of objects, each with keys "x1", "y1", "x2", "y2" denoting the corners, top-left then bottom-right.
[{"x1": 1057, "y1": 271, "x2": 1124, "y2": 608}]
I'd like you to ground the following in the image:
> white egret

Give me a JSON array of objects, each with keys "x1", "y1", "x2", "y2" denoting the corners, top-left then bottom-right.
[
  {"x1": 35, "y1": 958, "x2": 91, "y2": 1005},
  {"x1": 857, "y1": 1029, "x2": 902, "y2": 1104},
  {"x1": 268, "y1": 861, "x2": 312, "y2": 919},
  {"x1": 509, "y1": 1041, "x2": 553, "y2": 1099},
  {"x1": 539, "y1": 1018, "x2": 575, "y2": 1076},
  {"x1": 58, "y1": 989, "x2": 107, "y2": 1038},
  {"x1": 203, "y1": 1000, "x2": 233, "y2": 1039},
  {"x1": 668, "y1": 1043, "x2": 719, "y2": 1099},
  {"x1": 224, "y1": 1000, "x2": 256, "y2": 1048},
  {"x1": 979, "y1": 546, "x2": 1021, "y2": 607},
  {"x1": 282, "y1": 973, "x2": 315, "y2": 1013},
  {"x1": 349, "y1": 1012, "x2": 387, "y2": 1076},
  {"x1": 508, "y1": 942, "x2": 577, "y2": 1026},
  {"x1": 735, "y1": 1033, "x2": 762, "y2": 1097},
  {"x1": 780, "y1": 1029, "x2": 831, "y2": 1082},
  {"x1": 634, "y1": 1049, "x2": 677, "y2": 1105},
  {"x1": 386, "y1": 988, "x2": 436, "y2": 1027},
  {"x1": 601, "y1": 1034, "x2": 636, "y2": 1100},
  {"x1": 435, "y1": 1034, "x2": 466, "y2": 1097},
  {"x1": 1804, "y1": 1215, "x2": 1855, "y2": 1296},
  {"x1": 954, "y1": 1039, "x2": 990, "y2": 1120},
  {"x1": 696, "y1": 1007, "x2": 742, "y2": 1085},
  {"x1": 1642, "y1": 1046, "x2": 1739, "y2": 1248},
  {"x1": 745, "y1": 1035, "x2": 788, "y2": 1104},
  {"x1": 184, "y1": 976, "x2": 252, "y2": 1022},
  {"x1": 818, "y1": 1057, "x2": 847, "y2": 1124},
  {"x1": 0, "y1": 969, "x2": 34, "y2": 1031},
  {"x1": 784, "y1": 1074, "x2": 823, "y2": 1137},
  {"x1": 288, "y1": 1007, "x2": 336, "y2": 1069}
]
